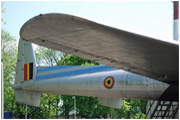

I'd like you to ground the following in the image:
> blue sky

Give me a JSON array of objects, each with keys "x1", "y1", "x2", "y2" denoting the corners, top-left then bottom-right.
[{"x1": 1, "y1": 1, "x2": 174, "y2": 42}]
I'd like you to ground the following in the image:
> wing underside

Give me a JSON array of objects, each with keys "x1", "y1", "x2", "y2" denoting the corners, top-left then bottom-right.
[{"x1": 20, "y1": 13, "x2": 179, "y2": 84}]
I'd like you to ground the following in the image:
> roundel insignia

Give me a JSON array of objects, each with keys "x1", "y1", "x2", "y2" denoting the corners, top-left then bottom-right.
[{"x1": 104, "y1": 76, "x2": 114, "y2": 89}]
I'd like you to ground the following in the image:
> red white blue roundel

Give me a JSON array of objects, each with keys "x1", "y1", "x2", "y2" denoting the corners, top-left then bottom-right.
[{"x1": 104, "y1": 76, "x2": 114, "y2": 89}]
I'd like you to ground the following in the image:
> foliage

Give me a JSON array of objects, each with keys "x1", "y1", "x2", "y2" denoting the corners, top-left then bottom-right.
[
  {"x1": 1, "y1": 2, "x2": 6, "y2": 24},
  {"x1": 1, "y1": 2, "x2": 41, "y2": 119},
  {"x1": 35, "y1": 46, "x2": 63, "y2": 118},
  {"x1": 58, "y1": 54, "x2": 99, "y2": 66},
  {"x1": 112, "y1": 99, "x2": 147, "y2": 119},
  {"x1": 35, "y1": 46, "x2": 64, "y2": 66},
  {"x1": 76, "y1": 96, "x2": 111, "y2": 118},
  {"x1": 1, "y1": 29, "x2": 17, "y2": 112},
  {"x1": 1, "y1": 25, "x2": 29, "y2": 119}
]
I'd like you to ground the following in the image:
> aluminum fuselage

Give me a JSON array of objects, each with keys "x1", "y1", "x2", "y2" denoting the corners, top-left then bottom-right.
[{"x1": 14, "y1": 69, "x2": 169, "y2": 100}]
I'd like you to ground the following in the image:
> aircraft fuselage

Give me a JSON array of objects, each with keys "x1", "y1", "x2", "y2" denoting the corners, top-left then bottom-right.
[{"x1": 13, "y1": 69, "x2": 169, "y2": 100}]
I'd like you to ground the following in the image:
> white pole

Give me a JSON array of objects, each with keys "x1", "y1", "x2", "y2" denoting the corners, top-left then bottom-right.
[
  {"x1": 25, "y1": 105, "x2": 27, "y2": 119},
  {"x1": 72, "y1": 96, "x2": 76, "y2": 119},
  {"x1": 1, "y1": 63, "x2": 4, "y2": 119},
  {"x1": 74, "y1": 96, "x2": 76, "y2": 119},
  {"x1": 173, "y1": 1, "x2": 179, "y2": 41}
]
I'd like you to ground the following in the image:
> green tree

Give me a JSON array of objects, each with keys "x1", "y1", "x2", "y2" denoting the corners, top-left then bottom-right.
[
  {"x1": 1, "y1": 2, "x2": 17, "y2": 116},
  {"x1": 35, "y1": 46, "x2": 63, "y2": 118},
  {"x1": 1, "y1": 2, "x2": 6, "y2": 25},
  {"x1": 2, "y1": 3, "x2": 36, "y2": 119},
  {"x1": 58, "y1": 54, "x2": 99, "y2": 66},
  {"x1": 112, "y1": 99, "x2": 147, "y2": 119},
  {"x1": 1, "y1": 29, "x2": 17, "y2": 112},
  {"x1": 35, "y1": 46, "x2": 64, "y2": 66}
]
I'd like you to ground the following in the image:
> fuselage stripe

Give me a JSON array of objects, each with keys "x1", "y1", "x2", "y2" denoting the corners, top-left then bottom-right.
[
  {"x1": 36, "y1": 65, "x2": 116, "y2": 80},
  {"x1": 24, "y1": 64, "x2": 27, "y2": 81},
  {"x1": 37, "y1": 65, "x2": 102, "y2": 76},
  {"x1": 29, "y1": 63, "x2": 33, "y2": 79},
  {"x1": 37, "y1": 66, "x2": 77, "y2": 73},
  {"x1": 27, "y1": 63, "x2": 29, "y2": 80}
]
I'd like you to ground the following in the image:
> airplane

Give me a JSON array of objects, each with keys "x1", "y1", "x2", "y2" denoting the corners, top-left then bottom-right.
[{"x1": 13, "y1": 13, "x2": 179, "y2": 109}]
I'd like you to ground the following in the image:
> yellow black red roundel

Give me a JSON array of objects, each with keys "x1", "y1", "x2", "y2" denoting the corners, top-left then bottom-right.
[{"x1": 104, "y1": 76, "x2": 114, "y2": 89}]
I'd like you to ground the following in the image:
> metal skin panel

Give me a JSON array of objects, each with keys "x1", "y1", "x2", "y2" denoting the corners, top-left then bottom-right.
[
  {"x1": 15, "y1": 39, "x2": 37, "y2": 83},
  {"x1": 13, "y1": 70, "x2": 169, "y2": 101},
  {"x1": 20, "y1": 13, "x2": 179, "y2": 84},
  {"x1": 15, "y1": 90, "x2": 41, "y2": 107},
  {"x1": 15, "y1": 39, "x2": 24, "y2": 83},
  {"x1": 24, "y1": 40, "x2": 37, "y2": 80},
  {"x1": 98, "y1": 97, "x2": 122, "y2": 109}
]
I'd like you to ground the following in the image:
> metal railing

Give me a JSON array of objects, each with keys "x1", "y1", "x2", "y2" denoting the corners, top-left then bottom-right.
[{"x1": 145, "y1": 100, "x2": 178, "y2": 119}]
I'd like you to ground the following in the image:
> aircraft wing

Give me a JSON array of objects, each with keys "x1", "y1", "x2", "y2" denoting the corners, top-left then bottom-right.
[{"x1": 20, "y1": 13, "x2": 179, "y2": 84}]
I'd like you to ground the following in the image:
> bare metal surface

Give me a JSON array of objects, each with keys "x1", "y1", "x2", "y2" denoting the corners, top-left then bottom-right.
[
  {"x1": 20, "y1": 13, "x2": 179, "y2": 84},
  {"x1": 14, "y1": 70, "x2": 169, "y2": 101},
  {"x1": 98, "y1": 97, "x2": 122, "y2": 109},
  {"x1": 15, "y1": 39, "x2": 37, "y2": 83},
  {"x1": 15, "y1": 90, "x2": 41, "y2": 107},
  {"x1": 15, "y1": 39, "x2": 24, "y2": 83}
]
